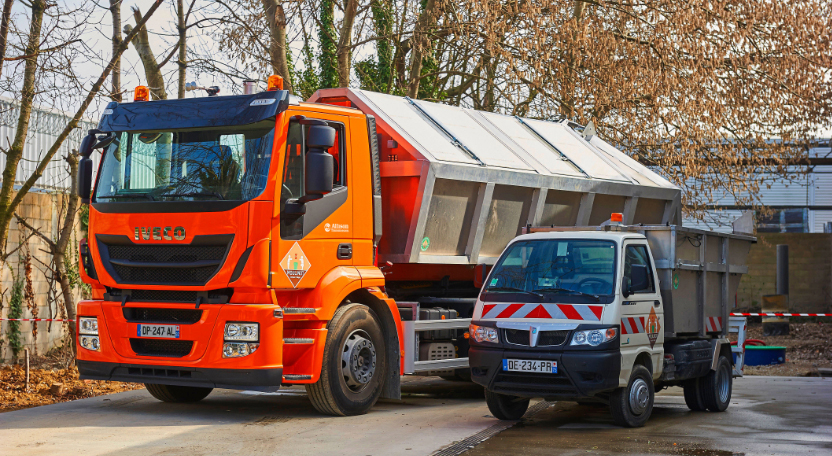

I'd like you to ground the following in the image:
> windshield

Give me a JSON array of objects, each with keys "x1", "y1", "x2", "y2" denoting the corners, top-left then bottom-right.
[
  {"x1": 481, "y1": 239, "x2": 617, "y2": 304},
  {"x1": 94, "y1": 121, "x2": 274, "y2": 202}
]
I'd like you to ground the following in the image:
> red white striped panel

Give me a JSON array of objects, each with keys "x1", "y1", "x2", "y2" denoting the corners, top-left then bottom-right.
[
  {"x1": 480, "y1": 303, "x2": 603, "y2": 321},
  {"x1": 705, "y1": 317, "x2": 723, "y2": 332},
  {"x1": 621, "y1": 317, "x2": 645, "y2": 335},
  {"x1": 731, "y1": 313, "x2": 832, "y2": 317}
]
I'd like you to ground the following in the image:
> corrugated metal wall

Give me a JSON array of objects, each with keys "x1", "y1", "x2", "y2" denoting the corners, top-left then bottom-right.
[
  {"x1": 0, "y1": 97, "x2": 98, "y2": 190},
  {"x1": 680, "y1": 145, "x2": 832, "y2": 233}
]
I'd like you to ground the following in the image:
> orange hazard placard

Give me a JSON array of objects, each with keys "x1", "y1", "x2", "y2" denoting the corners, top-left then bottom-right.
[
  {"x1": 647, "y1": 306, "x2": 661, "y2": 349},
  {"x1": 281, "y1": 242, "x2": 310, "y2": 287}
]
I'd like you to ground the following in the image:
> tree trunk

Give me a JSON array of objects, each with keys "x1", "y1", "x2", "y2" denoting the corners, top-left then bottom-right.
[
  {"x1": 110, "y1": 0, "x2": 122, "y2": 101},
  {"x1": 125, "y1": 7, "x2": 167, "y2": 100},
  {"x1": 261, "y1": 0, "x2": 293, "y2": 93},
  {"x1": 0, "y1": 0, "x2": 46, "y2": 271},
  {"x1": 371, "y1": 0, "x2": 393, "y2": 93},
  {"x1": 177, "y1": 0, "x2": 186, "y2": 98},
  {"x1": 318, "y1": 0, "x2": 338, "y2": 89},
  {"x1": 336, "y1": 0, "x2": 359, "y2": 87},
  {"x1": 407, "y1": 0, "x2": 437, "y2": 98},
  {"x1": 55, "y1": 153, "x2": 81, "y2": 349}
]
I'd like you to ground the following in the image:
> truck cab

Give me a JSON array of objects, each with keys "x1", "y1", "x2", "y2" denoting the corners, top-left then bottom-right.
[{"x1": 469, "y1": 220, "x2": 751, "y2": 427}]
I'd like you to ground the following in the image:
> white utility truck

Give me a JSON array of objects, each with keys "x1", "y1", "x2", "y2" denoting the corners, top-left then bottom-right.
[{"x1": 468, "y1": 218, "x2": 754, "y2": 427}]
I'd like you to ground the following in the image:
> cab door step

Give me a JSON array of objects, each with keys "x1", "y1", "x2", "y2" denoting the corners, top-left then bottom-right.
[{"x1": 284, "y1": 338, "x2": 315, "y2": 344}]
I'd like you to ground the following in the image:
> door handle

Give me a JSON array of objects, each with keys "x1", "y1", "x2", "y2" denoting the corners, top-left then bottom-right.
[
  {"x1": 654, "y1": 300, "x2": 661, "y2": 307},
  {"x1": 337, "y1": 243, "x2": 352, "y2": 260}
]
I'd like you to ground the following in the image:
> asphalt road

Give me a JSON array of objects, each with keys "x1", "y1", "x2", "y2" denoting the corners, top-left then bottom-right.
[{"x1": 0, "y1": 376, "x2": 830, "y2": 456}]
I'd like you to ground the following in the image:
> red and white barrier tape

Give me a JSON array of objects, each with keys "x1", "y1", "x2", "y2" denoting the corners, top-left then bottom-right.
[
  {"x1": 731, "y1": 312, "x2": 832, "y2": 317},
  {"x1": 0, "y1": 318, "x2": 73, "y2": 322}
]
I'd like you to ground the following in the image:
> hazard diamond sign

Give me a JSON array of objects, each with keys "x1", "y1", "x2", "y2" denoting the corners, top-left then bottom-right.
[
  {"x1": 647, "y1": 306, "x2": 661, "y2": 349},
  {"x1": 281, "y1": 242, "x2": 310, "y2": 287}
]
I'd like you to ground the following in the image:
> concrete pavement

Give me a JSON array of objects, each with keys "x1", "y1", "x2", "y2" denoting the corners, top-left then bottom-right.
[{"x1": 1, "y1": 376, "x2": 830, "y2": 456}]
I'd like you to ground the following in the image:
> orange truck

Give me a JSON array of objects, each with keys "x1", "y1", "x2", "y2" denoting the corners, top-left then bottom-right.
[{"x1": 75, "y1": 77, "x2": 681, "y2": 415}]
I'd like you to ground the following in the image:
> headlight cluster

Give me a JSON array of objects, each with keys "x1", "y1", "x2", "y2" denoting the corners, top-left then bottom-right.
[
  {"x1": 571, "y1": 327, "x2": 617, "y2": 346},
  {"x1": 469, "y1": 324, "x2": 499, "y2": 344},
  {"x1": 79, "y1": 317, "x2": 100, "y2": 351},
  {"x1": 223, "y1": 322, "x2": 259, "y2": 358}
]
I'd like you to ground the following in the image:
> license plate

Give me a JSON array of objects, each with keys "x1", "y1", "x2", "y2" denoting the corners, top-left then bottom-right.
[
  {"x1": 503, "y1": 359, "x2": 557, "y2": 374},
  {"x1": 137, "y1": 324, "x2": 180, "y2": 339}
]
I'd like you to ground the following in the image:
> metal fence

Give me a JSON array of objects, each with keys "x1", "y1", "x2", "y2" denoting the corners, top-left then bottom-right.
[{"x1": 0, "y1": 96, "x2": 98, "y2": 191}]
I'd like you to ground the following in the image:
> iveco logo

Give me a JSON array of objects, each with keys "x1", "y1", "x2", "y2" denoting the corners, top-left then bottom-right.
[{"x1": 134, "y1": 226, "x2": 186, "y2": 241}]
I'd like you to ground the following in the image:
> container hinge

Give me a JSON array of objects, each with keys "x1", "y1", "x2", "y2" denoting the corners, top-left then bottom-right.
[{"x1": 405, "y1": 96, "x2": 485, "y2": 166}]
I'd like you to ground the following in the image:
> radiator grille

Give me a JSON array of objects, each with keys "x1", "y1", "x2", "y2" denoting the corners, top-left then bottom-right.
[
  {"x1": 504, "y1": 329, "x2": 569, "y2": 347},
  {"x1": 130, "y1": 339, "x2": 194, "y2": 358},
  {"x1": 123, "y1": 308, "x2": 203, "y2": 324}
]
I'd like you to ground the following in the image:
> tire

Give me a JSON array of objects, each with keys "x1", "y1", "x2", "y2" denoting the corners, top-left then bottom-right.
[
  {"x1": 701, "y1": 355, "x2": 732, "y2": 412},
  {"x1": 683, "y1": 378, "x2": 707, "y2": 411},
  {"x1": 145, "y1": 384, "x2": 212, "y2": 403},
  {"x1": 485, "y1": 388, "x2": 530, "y2": 420},
  {"x1": 306, "y1": 303, "x2": 386, "y2": 416},
  {"x1": 610, "y1": 365, "x2": 654, "y2": 427}
]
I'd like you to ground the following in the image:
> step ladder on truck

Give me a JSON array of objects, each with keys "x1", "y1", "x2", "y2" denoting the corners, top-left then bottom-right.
[
  {"x1": 76, "y1": 76, "x2": 694, "y2": 416},
  {"x1": 467, "y1": 219, "x2": 753, "y2": 427}
]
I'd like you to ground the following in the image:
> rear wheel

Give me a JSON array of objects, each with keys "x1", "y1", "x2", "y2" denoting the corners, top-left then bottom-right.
[
  {"x1": 683, "y1": 378, "x2": 707, "y2": 411},
  {"x1": 610, "y1": 365, "x2": 654, "y2": 427},
  {"x1": 485, "y1": 389, "x2": 530, "y2": 420},
  {"x1": 701, "y1": 355, "x2": 732, "y2": 412},
  {"x1": 145, "y1": 384, "x2": 212, "y2": 403},
  {"x1": 306, "y1": 303, "x2": 386, "y2": 416}
]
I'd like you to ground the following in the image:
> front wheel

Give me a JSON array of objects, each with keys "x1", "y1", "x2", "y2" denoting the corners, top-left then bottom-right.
[
  {"x1": 610, "y1": 365, "x2": 654, "y2": 427},
  {"x1": 701, "y1": 355, "x2": 732, "y2": 412},
  {"x1": 145, "y1": 384, "x2": 212, "y2": 403},
  {"x1": 306, "y1": 303, "x2": 386, "y2": 416},
  {"x1": 485, "y1": 389, "x2": 530, "y2": 420}
]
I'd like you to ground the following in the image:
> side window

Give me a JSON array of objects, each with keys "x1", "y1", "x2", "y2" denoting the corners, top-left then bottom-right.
[
  {"x1": 624, "y1": 244, "x2": 655, "y2": 294},
  {"x1": 280, "y1": 119, "x2": 346, "y2": 207},
  {"x1": 280, "y1": 118, "x2": 347, "y2": 240}
]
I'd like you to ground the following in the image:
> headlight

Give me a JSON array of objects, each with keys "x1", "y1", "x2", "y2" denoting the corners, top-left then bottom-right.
[
  {"x1": 469, "y1": 324, "x2": 499, "y2": 344},
  {"x1": 79, "y1": 317, "x2": 98, "y2": 335},
  {"x1": 224, "y1": 322, "x2": 259, "y2": 341},
  {"x1": 571, "y1": 328, "x2": 617, "y2": 346}
]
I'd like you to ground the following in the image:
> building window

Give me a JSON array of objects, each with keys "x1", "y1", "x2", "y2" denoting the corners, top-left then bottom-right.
[{"x1": 756, "y1": 209, "x2": 808, "y2": 233}]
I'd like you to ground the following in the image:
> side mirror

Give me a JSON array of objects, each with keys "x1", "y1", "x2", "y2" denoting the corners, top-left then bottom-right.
[
  {"x1": 622, "y1": 277, "x2": 632, "y2": 298},
  {"x1": 301, "y1": 125, "x2": 336, "y2": 201},
  {"x1": 78, "y1": 157, "x2": 94, "y2": 203}
]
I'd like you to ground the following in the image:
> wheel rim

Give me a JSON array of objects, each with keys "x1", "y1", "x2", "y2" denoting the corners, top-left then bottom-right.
[
  {"x1": 341, "y1": 329, "x2": 377, "y2": 392},
  {"x1": 717, "y1": 364, "x2": 730, "y2": 403},
  {"x1": 629, "y1": 378, "x2": 650, "y2": 415}
]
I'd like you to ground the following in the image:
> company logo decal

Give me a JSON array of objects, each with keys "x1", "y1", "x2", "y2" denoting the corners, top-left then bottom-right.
[
  {"x1": 647, "y1": 307, "x2": 661, "y2": 349},
  {"x1": 281, "y1": 242, "x2": 310, "y2": 287},
  {"x1": 134, "y1": 226, "x2": 185, "y2": 241}
]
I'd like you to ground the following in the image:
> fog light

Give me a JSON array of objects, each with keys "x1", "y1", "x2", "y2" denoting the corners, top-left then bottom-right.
[
  {"x1": 222, "y1": 342, "x2": 259, "y2": 358},
  {"x1": 80, "y1": 335, "x2": 100, "y2": 351}
]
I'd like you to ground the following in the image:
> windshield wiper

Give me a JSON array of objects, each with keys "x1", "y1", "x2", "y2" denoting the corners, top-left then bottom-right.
[
  {"x1": 532, "y1": 287, "x2": 600, "y2": 301},
  {"x1": 97, "y1": 193, "x2": 155, "y2": 201},
  {"x1": 484, "y1": 287, "x2": 543, "y2": 298},
  {"x1": 160, "y1": 191, "x2": 225, "y2": 200}
]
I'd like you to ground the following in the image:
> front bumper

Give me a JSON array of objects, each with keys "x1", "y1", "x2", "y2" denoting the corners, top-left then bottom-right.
[
  {"x1": 469, "y1": 346, "x2": 620, "y2": 400},
  {"x1": 77, "y1": 360, "x2": 283, "y2": 390}
]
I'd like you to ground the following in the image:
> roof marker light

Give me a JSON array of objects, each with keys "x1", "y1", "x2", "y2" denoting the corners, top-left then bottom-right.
[
  {"x1": 267, "y1": 75, "x2": 284, "y2": 91},
  {"x1": 611, "y1": 213, "x2": 623, "y2": 225},
  {"x1": 134, "y1": 85, "x2": 149, "y2": 102}
]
